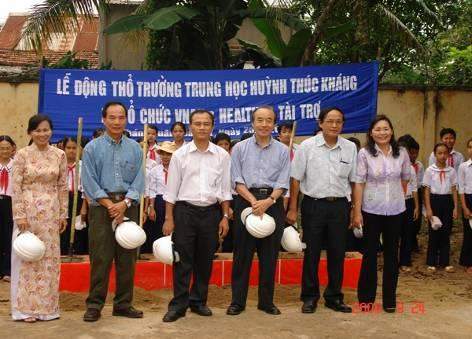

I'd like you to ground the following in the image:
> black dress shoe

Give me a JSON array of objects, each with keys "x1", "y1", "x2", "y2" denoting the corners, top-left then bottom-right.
[
  {"x1": 257, "y1": 305, "x2": 281, "y2": 315},
  {"x1": 112, "y1": 306, "x2": 144, "y2": 318},
  {"x1": 83, "y1": 308, "x2": 101, "y2": 322},
  {"x1": 301, "y1": 301, "x2": 317, "y2": 313},
  {"x1": 226, "y1": 304, "x2": 245, "y2": 315},
  {"x1": 162, "y1": 310, "x2": 186, "y2": 322},
  {"x1": 190, "y1": 305, "x2": 212, "y2": 316},
  {"x1": 383, "y1": 307, "x2": 396, "y2": 313},
  {"x1": 325, "y1": 300, "x2": 352, "y2": 313}
]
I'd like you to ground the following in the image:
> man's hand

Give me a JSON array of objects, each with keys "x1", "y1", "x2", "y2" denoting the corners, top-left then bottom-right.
[
  {"x1": 148, "y1": 206, "x2": 156, "y2": 222},
  {"x1": 286, "y1": 208, "x2": 298, "y2": 225},
  {"x1": 17, "y1": 220, "x2": 29, "y2": 232},
  {"x1": 163, "y1": 218, "x2": 175, "y2": 236},
  {"x1": 219, "y1": 217, "x2": 229, "y2": 238},
  {"x1": 464, "y1": 207, "x2": 471, "y2": 219},
  {"x1": 252, "y1": 198, "x2": 272, "y2": 216},
  {"x1": 108, "y1": 201, "x2": 127, "y2": 219}
]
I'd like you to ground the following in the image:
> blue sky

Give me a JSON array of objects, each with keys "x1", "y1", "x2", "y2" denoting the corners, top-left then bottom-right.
[{"x1": 0, "y1": 0, "x2": 44, "y2": 24}]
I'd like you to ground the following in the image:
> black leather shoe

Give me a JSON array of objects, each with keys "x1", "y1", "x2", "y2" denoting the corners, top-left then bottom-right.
[
  {"x1": 83, "y1": 308, "x2": 101, "y2": 322},
  {"x1": 257, "y1": 305, "x2": 281, "y2": 315},
  {"x1": 325, "y1": 300, "x2": 352, "y2": 313},
  {"x1": 301, "y1": 301, "x2": 317, "y2": 313},
  {"x1": 190, "y1": 305, "x2": 212, "y2": 316},
  {"x1": 162, "y1": 310, "x2": 186, "y2": 322},
  {"x1": 112, "y1": 306, "x2": 144, "y2": 318},
  {"x1": 226, "y1": 304, "x2": 245, "y2": 315},
  {"x1": 383, "y1": 307, "x2": 396, "y2": 313}
]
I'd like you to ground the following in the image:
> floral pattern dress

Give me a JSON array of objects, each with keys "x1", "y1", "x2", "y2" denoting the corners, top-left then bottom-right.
[{"x1": 11, "y1": 144, "x2": 68, "y2": 320}]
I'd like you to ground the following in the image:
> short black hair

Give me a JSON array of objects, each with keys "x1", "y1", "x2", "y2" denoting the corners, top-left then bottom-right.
[
  {"x1": 240, "y1": 132, "x2": 253, "y2": 141},
  {"x1": 347, "y1": 137, "x2": 361, "y2": 150},
  {"x1": 27, "y1": 114, "x2": 53, "y2": 133},
  {"x1": 0, "y1": 135, "x2": 15, "y2": 146},
  {"x1": 251, "y1": 105, "x2": 277, "y2": 123},
  {"x1": 171, "y1": 121, "x2": 187, "y2": 133},
  {"x1": 213, "y1": 132, "x2": 231, "y2": 146},
  {"x1": 319, "y1": 107, "x2": 345, "y2": 123},
  {"x1": 439, "y1": 128, "x2": 456, "y2": 139},
  {"x1": 92, "y1": 128, "x2": 104, "y2": 139},
  {"x1": 101, "y1": 101, "x2": 127, "y2": 118},
  {"x1": 398, "y1": 134, "x2": 420, "y2": 151},
  {"x1": 189, "y1": 109, "x2": 214, "y2": 126},
  {"x1": 148, "y1": 125, "x2": 158, "y2": 133},
  {"x1": 434, "y1": 142, "x2": 448, "y2": 154},
  {"x1": 123, "y1": 130, "x2": 131, "y2": 138},
  {"x1": 277, "y1": 122, "x2": 293, "y2": 135}
]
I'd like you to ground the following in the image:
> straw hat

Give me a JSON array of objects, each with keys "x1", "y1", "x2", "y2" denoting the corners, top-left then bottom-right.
[{"x1": 157, "y1": 141, "x2": 178, "y2": 154}]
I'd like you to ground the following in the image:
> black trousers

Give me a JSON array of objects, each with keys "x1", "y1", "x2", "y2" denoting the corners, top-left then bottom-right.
[
  {"x1": 169, "y1": 201, "x2": 220, "y2": 312},
  {"x1": 399, "y1": 198, "x2": 415, "y2": 266},
  {"x1": 426, "y1": 194, "x2": 453, "y2": 267},
  {"x1": 357, "y1": 212, "x2": 402, "y2": 309},
  {"x1": 60, "y1": 192, "x2": 86, "y2": 255},
  {"x1": 142, "y1": 195, "x2": 165, "y2": 253},
  {"x1": 0, "y1": 196, "x2": 13, "y2": 276},
  {"x1": 460, "y1": 194, "x2": 472, "y2": 267},
  {"x1": 300, "y1": 196, "x2": 349, "y2": 303},
  {"x1": 231, "y1": 193, "x2": 284, "y2": 309}
]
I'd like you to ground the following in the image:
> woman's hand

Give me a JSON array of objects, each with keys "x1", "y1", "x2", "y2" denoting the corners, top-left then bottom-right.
[{"x1": 59, "y1": 219, "x2": 68, "y2": 233}]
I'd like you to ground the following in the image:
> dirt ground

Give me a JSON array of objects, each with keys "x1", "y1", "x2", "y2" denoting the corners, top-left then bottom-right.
[{"x1": 1, "y1": 229, "x2": 471, "y2": 339}]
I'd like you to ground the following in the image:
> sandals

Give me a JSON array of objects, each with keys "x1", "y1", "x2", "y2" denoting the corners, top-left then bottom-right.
[
  {"x1": 23, "y1": 317, "x2": 37, "y2": 323},
  {"x1": 445, "y1": 266, "x2": 455, "y2": 273},
  {"x1": 427, "y1": 266, "x2": 436, "y2": 272}
]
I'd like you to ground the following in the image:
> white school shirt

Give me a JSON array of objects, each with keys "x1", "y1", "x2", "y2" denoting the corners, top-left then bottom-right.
[
  {"x1": 405, "y1": 165, "x2": 418, "y2": 198},
  {"x1": 428, "y1": 150, "x2": 464, "y2": 173},
  {"x1": 146, "y1": 163, "x2": 168, "y2": 198},
  {"x1": 412, "y1": 160, "x2": 424, "y2": 188},
  {"x1": 0, "y1": 159, "x2": 13, "y2": 196},
  {"x1": 458, "y1": 159, "x2": 472, "y2": 194},
  {"x1": 422, "y1": 164, "x2": 457, "y2": 194},
  {"x1": 144, "y1": 158, "x2": 159, "y2": 198}
]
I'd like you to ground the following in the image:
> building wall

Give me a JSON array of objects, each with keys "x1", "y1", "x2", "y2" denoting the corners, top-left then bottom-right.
[{"x1": 1, "y1": 81, "x2": 471, "y2": 164}]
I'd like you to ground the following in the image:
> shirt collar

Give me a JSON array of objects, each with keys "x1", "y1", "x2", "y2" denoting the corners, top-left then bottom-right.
[
  {"x1": 104, "y1": 132, "x2": 123, "y2": 145},
  {"x1": 374, "y1": 143, "x2": 392, "y2": 156},
  {"x1": 251, "y1": 135, "x2": 274, "y2": 149},
  {"x1": 431, "y1": 164, "x2": 453, "y2": 172},
  {"x1": 188, "y1": 140, "x2": 216, "y2": 154},
  {"x1": 314, "y1": 133, "x2": 340, "y2": 149},
  {"x1": 450, "y1": 149, "x2": 457, "y2": 155},
  {"x1": 465, "y1": 159, "x2": 472, "y2": 167},
  {"x1": 0, "y1": 159, "x2": 13, "y2": 171}
]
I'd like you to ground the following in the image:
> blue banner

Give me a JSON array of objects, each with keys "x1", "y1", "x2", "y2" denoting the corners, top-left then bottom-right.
[{"x1": 38, "y1": 62, "x2": 378, "y2": 141}]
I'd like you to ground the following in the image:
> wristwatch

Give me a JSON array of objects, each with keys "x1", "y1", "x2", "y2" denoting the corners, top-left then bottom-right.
[{"x1": 124, "y1": 198, "x2": 132, "y2": 208}]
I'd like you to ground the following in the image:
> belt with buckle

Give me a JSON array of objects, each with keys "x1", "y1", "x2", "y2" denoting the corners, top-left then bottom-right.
[
  {"x1": 249, "y1": 187, "x2": 273, "y2": 195},
  {"x1": 311, "y1": 196, "x2": 346, "y2": 202},
  {"x1": 107, "y1": 192, "x2": 126, "y2": 201}
]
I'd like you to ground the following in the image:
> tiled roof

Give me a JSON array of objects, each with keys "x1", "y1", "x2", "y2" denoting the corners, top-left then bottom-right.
[{"x1": 0, "y1": 14, "x2": 99, "y2": 68}]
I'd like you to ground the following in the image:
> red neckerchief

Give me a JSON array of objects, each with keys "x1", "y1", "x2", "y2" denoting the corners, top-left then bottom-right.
[
  {"x1": 0, "y1": 166, "x2": 8, "y2": 194},
  {"x1": 447, "y1": 153, "x2": 454, "y2": 168},
  {"x1": 68, "y1": 163, "x2": 76, "y2": 192},
  {"x1": 290, "y1": 148, "x2": 294, "y2": 161},
  {"x1": 439, "y1": 170, "x2": 446, "y2": 184},
  {"x1": 164, "y1": 167, "x2": 168, "y2": 185},
  {"x1": 412, "y1": 162, "x2": 419, "y2": 174}
]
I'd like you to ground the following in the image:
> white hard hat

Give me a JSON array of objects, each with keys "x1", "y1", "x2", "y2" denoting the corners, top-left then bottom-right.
[
  {"x1": 13, "y1": 231, "x2": 46, "y2": 262},
  {"x1": 281, "y1": 225, "x2": 306, "y2": 252},
  {"x1": 115, "y1": 221, "x2": 146, "y2": 249},
  {"x1": 431, "y1": 216, "x2": 442, "y2": 231},
  {"x1": 245, "y1": 213, "x2": 276, "y2": 238},
  {"x1": 353, "y1": 225, "x2": 363, "y2": 238},
  {"x1": 153, "y1": 235, "x2": 180, "y2": 265},
  {"x1": 241, "y1": 207, "x2": 253, "y2": 225}
]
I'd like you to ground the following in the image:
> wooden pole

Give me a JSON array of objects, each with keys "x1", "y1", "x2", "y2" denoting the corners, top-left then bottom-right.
[
  {"x1": 68, "y1": 117, "x2": 83, "y2": 258},
  {"x1": 139, "y1": 124, "x2": 149, "y2": 227},
  {"x1": 288, "y1": 120, "x2": 298, "y2": 153}
]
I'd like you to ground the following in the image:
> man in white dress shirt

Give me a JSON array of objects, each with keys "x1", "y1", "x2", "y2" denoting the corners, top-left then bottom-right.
[{"x1": 161, "y1": 109, "x2": 232, "y2": 322}]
